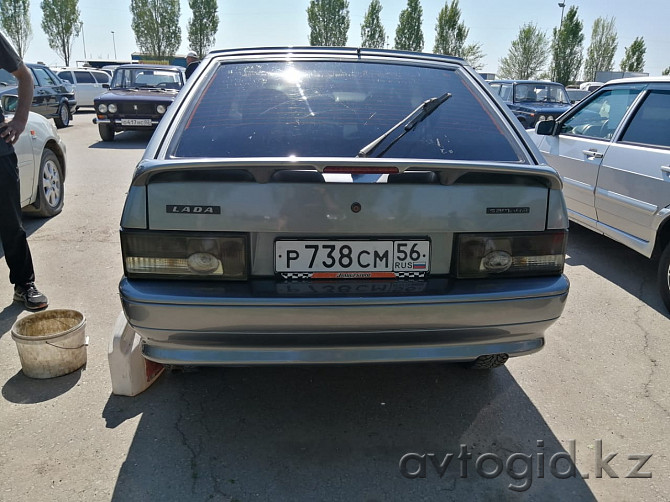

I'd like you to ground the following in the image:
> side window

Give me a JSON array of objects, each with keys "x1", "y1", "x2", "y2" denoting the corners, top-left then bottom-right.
[
  {"x1": 31, "y1": 67, "x2": 59, "y2": 86},
  {"x1": 561, "y1": 88, "x2": 642, "y2": 139},
  {"x1": 620, "y1": 91, "x2": 670, "y2": 149},
  {"x1": 28, "y1": 68, "x2": 40, "y2": 86},
  {"x1": 58, "y1": 71, "x2": 74, "y2": 83},
  {"x1": 92, "y1": 71, "x2": 110, "y2": 84},
  {"x1": 499, "y1": 84, "x2": 513, "y2": 102},
  {"x1": 43, "y1": 68, "x2": 60, "y2": 85},
  {"x1": 74, "y1": 71, "x2": 96, "y2": 84}
]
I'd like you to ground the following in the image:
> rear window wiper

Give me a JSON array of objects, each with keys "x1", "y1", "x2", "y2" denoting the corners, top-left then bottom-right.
[{"x1": 357, "y1": 91, "x2": 452, "y2": 158}]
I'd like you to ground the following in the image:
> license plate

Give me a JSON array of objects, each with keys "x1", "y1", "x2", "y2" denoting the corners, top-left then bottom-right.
[
  {"x1": 121, "y1": 118, "x2": 152, "y2": 126},
  {"x1": 275, "y1": 240, "x2": 430, "y2": 278}
]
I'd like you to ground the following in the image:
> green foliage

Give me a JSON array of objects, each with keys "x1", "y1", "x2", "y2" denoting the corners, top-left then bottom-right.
[
  {"x1": 1, "y1": 0, "x2": 32, "y2": 58},
  {"x1": 360, "y1": 0, "x2": 386, "y2": 49},
  {"x1": 663, "y1": 67, "x2": 670, "y2": 76},
  {"x1": 433, "y1": 0, "x2": 484, "y2": 69},
  {"x1": 40, "y1": 0, "x2": 81, "y2": 66},
  {"x1": 307, "y1": 0, "x2": 350, "y2": 46},
  {"x1": 187, "y1": 0, "x2": 218, "y2": 58},
  {"x1": 620, "y1": 37, "x2": 646, "y2": 72},
  {"x1": 498, "y1": 23, "x2": 549, "y2": 80},
  {"x1": 394, "y1": 0, "x2": 423, "y2": 52},
  {"x1": 130, "y1": 0, "x2": 181, "y2": 59},
  {"x1": 550, "y1": 6, "x2": 584, "y2": 85},
  {"x1": 583, "y1": 17, "x2": 618, "y2": 82}
]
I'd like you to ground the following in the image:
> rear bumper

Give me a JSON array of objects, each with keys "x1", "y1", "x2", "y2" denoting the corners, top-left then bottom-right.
[{"x1": 119, "y1": 275, "x2": 569, "y2": 365}]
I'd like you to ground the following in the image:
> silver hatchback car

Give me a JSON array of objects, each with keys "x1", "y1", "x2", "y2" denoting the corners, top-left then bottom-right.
[{"x1": 118, "y1": 47, "x2": 569, "y2": 369}]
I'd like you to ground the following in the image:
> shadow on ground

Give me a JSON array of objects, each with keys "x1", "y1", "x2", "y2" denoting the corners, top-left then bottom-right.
[
  {"x1": 2, "y1": 367, "x2": 83, "y2": 403},
  {"x1": 566, "y1": 223, "x2": 668, "y2": 318},
  {"x1": 103, "y1": 364, "x2": 595, "y2": 500},
  {"x1": 88, "y1": 130, "x2": 154, "y2": 149}
]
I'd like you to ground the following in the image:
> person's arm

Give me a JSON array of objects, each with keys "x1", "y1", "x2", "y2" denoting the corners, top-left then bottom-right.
[{"x1": 1, "y1": 62, "x2": 34, "y2": 145}]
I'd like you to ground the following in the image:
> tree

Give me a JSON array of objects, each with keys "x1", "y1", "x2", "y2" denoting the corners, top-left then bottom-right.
[
  {"x1": 360, "y1": 0, "x2": 386, "y2": 49},
  {"x1": 394, "y1": 0, "x2": 423, "y2": 52},
  {"x1": 583, "y1": 17, "x2": 617, "y2": 82},
  {"x1": 1, "y1": 0, "x2": 32, "y2": 58},
  {"x1": 497, "y1": 23, "x2": 549, "y2": 80},
  {"x1": 432, "y1": 0, "x2": 484, "y2": 69},
  {"x1": 187, "y1": 0, "x2": 218, "y2": 58},
  {"x1": 307, "y1": 0, "x2": 350, "y2": 46},
  {"x1": 40, "y1": 0, "x2": 81, "y2": 66},
  {"x1": 663, "y1": 67, "x2": 670, "y2": 76},
  {"x1": 131, "y1": 0, "x2": 181, "y2": 59},
  {"x1": 550, "y1": 6, "x2": 584, "y2": 85},
  {"x1": 620, "y1": 37, "x2": 646, "y2": 72}
]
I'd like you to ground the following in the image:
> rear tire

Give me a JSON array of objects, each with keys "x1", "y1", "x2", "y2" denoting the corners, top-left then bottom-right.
[
  {"x1": 99, "y1": 123, "x2": 115, "y2": 142},
  {"x1": 54, "y1": 103, "x2": 71, "y2": 128},
  {"x1": 658, "y1": 244, "x2": 670, "y2": 312},
  {"x1": 463, "y1": 353, "x2": 509, "y2": 370}
]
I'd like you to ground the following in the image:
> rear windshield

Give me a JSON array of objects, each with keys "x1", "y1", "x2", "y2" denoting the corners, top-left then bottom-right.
[{"x1": 172, "y1": 61, "x2": 524, "y2": 162}]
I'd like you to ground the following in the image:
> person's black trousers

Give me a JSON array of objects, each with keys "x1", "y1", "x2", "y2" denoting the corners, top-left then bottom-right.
[{"x1": 0, "y1": 152, "x2": 35, "y2": 286}]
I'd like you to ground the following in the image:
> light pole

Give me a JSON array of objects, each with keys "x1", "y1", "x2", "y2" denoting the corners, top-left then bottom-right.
[
  {"x1": 558, "y1": 2, "x2": 566, "y2": 26},
  {"x1": 111, "y1": 31, "x2": 117, "y2": 59},
  {"x1": 81, "y1": 22, "x2": 87, "y2": 59}
]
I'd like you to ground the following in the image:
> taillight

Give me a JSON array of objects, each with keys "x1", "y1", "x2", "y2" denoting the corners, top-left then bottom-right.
[
  {"x1": 121, "y1": 231, "x2": 247, "y2": 280},
  {"x1": 456, "y1": 231, "x2": 567, "y2": 278}
]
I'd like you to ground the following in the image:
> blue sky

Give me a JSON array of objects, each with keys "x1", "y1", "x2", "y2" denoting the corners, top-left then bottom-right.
[{"x1": 18, "y1": 0, "x2": 670, "y2": 76}]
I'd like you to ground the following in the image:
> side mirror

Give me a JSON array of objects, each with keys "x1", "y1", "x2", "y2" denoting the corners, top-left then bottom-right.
[
  {"x1": 1, "y1": 94, "x2": 18, "y2": 113},
  {"x1": 102, "y1": 83, "x2": 109, "y2": 89},
  {"x1": 535, "y1": 119, "x2": 557, "y2": 136}
]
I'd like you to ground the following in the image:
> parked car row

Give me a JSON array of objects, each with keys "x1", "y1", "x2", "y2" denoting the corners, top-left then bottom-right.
[{"x1": 4, "y1": 50, "x2": 667, "y2": 382}]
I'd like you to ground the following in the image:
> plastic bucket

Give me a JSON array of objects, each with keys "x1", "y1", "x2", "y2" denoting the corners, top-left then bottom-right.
[{"x1": 11, "y1": 309, "x2": 87, "y2": 379}]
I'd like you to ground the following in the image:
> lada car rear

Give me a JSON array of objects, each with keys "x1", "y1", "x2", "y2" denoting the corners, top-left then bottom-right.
[
  {"x1": 93, "y1": 64, "x2": 184, "y2": 141},
  {"x1": 119, "y1": 47, "x2": 570, "y2": 369}
]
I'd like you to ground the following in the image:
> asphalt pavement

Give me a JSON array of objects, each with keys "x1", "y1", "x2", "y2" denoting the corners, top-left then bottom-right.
[{"x1": 0, "y1": 112, "x2": 668, "y2": 501}]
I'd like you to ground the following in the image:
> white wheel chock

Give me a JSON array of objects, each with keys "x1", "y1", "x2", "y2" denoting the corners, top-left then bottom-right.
[{"x1": 108, "y1": 312, "x2": 164, "y2": 396}]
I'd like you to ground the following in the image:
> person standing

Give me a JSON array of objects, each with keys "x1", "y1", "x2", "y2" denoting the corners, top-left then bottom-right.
[
  {"x1": 0, "y1": 31, "x2": 48, "y2": 310},
  {"x1": 185, "y1": 50, "x2": 200, "y2": 79}
]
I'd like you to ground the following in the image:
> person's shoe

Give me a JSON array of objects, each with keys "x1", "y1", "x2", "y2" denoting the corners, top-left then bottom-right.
[{"x1": 13, "y1": 283, "x2": 48, "y2": 311}]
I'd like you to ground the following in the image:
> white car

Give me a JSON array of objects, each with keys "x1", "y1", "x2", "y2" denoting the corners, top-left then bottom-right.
[
  {"x1": 3, "y1": 96, "x2": 67, "y2": 217},
  {"x1": 528, "y1": 77, "x2": 670, "y2": 310},
  {"x1": 55, "y1": 67, "x2": 111, "y2": 110}
]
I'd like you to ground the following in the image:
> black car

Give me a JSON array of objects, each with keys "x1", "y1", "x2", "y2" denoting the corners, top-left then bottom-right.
[
  {"x1": 0, "y1": 62, "x2": 76, "y2": 128},
  {"x1": 489, "y1": 80, "x2": 572, "y2": 128},
  {"x1": 93, "y1": 64, "x2": 185, "y2": 141}
]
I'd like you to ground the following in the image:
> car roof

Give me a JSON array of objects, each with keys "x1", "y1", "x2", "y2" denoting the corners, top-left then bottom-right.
[
  {"x1": 205, "y1": 46, "x2": 467, "y2": 66},
  {"x1": 603, "y1": 75, "x2": 670, "y2": 85},
  {"x1": 53, "y1": 67, "x2": 107, "y2": 72},
  {"x1": 115, "y1": 64, "x2": 183, "y2": 71},
  {"x1": 490, "y1": 79, "x2": 564, "y2": 85}
]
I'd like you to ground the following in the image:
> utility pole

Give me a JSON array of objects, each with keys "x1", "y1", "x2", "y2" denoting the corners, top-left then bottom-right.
[
  {"x1": 111, "y1": 31, "x2": 117, "y2": 59},
  {"x1": 558, "y1": 2, "x2": 566, "y2": 26}
]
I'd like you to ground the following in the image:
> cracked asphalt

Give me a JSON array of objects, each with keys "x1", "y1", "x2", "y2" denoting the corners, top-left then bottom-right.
[{"x1": 1, "y1": 113, "x2": 668, "y2": 501}]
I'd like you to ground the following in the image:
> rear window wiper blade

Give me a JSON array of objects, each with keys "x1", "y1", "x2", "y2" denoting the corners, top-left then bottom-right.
[{"x1": 357, "y1": 91, "x2": 452, "y2": 158}]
